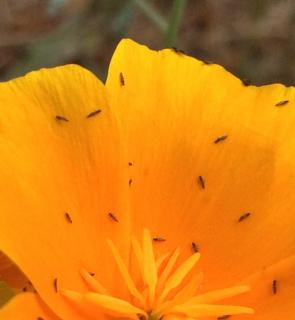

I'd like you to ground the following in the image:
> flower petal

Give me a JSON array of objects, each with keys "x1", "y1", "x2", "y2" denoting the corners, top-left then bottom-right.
[
  {"x1": 0, "y1": 252, "x2": 28, "y2": 290},
  {"x1": 0, "y1": 65, "x2": 130, "y2": 319},
  {"x1": 106, "y1": 39, "x2": 295, "y2": 291},
  {"x1": 0, "y1": 293, "x2": 60, "y2": 319},
  {"x1": 230, "y1": 255, "x2": 295, "y2": 319}
]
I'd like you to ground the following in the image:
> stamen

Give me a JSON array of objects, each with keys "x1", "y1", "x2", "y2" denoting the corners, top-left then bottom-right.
[
  {"x1": 172, "y1": 272, "x2": 204, "y2": 302},
  {"x1": 169, "y1": 303, "x2": 254, "y2": 317},
  {"x1": 131, "y1": 236, "x2": 145, "y2": 279},
  {"x1": 156, "y1": 272, "x2": 203, "y2": 315},
  {"x1": 157, "y1": 247, "x2": 180, "y2": 291},
  {"x1": 107, "y1": 239, "x2": 145, "y2": 304},
  {"x1": 62, "y1": 290, "x2": 146, "y2": 319},
  {"x1": 185, "y1": 285, "x2": 250, "y2": 304},
  {"x1": 61, "y1": 229, "x2": 253, "y2": 319},
  {"x1": 84, "y1": 292, "x2": 145, "y2": 318},
  {"x1": 156, "y1": 252, "x2": 170, "y2": 270},
  {"x1": 61, "y1": 289, "x2": 82, "y2": 303},
  {"x1": 160, "y1": 252, "x2": 200, "y2": 300},
  {"x1": 142, "y1": 229, "x2": 158, "y2": 305},
  {"x1": 80, "y1": 268, "x2": 109, "y2": 294}
]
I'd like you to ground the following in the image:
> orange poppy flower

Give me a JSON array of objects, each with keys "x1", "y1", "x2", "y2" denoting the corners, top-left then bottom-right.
[{"x1": 0, "y1": 39, "x2": 294, "y2": 320}]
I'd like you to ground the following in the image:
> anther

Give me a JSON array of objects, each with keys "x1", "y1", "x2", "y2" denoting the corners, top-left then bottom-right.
[
  {"x1": 198, "y1": 175, "x2": 205, "y2": 189},
  {"x1": 214, "y1": 135, "x2": 228, "y2": 144},
  {"x1": 272, "y1": 279, "x2": 277, "y2": 294},
  {"x1": 108, "y1": 212, "x2": 119, "y2": 222},
  {"x1": 128, "y1": 162, "x2": 133, "y2": 166},
  {"x1": 275, "y1": 100, "x2": 289, "y2": 107},
  {"x1": 217, "y1": 316, "x2": 231, "y2": 320},
  {"x1": 86, "y1": 109, "x2": 101, "y2": 118},
  {"x1": 119, "y1": 72, "x2": 125, "y2": 86},
  {"x1": 37, "y1": 317, "x2": 45, "y2": 320},
  {"x1": 238, "y1": 212, "x2": 251, "y2": 223},
  {"x1": 55, "y1": 115, "x2": 69, "y2": 122},
  {"x1": 64, "y1": 212, "x2": 73, "y2": 224}
]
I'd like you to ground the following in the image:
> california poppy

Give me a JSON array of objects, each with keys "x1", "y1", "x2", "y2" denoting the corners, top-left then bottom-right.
[{"x1": 0, "y1": 39, "x2": 294, "y2": 320}]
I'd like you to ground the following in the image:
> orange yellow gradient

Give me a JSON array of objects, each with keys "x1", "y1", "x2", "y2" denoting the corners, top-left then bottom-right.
[{"x1": 0, "y1": 39, "x2": 294, "y2": 320}]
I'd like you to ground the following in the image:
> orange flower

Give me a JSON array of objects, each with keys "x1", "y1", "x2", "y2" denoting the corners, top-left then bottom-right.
[{"x1": 0, "y1": 39, "x2": 294, "y2": 320}]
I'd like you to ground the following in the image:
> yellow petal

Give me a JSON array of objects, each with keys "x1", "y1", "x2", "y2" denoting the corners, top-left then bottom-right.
[
  {"x1": 0, "y1": 293, "x2": 60, "y2": 320},
  {"x1": 106, "y1": 39, "x2": 295, "y2": 291},
  {"x1": 0, "y1": 65, "x2": 130, "y2": 319}
]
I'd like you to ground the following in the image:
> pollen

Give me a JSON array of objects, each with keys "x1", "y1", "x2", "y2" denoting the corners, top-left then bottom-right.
[{"x1": 61, "y1": 229, "x2": 254, "y2": 319}]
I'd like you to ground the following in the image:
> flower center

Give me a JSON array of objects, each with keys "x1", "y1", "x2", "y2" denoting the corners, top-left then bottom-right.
[{"x1": 62, "y1": 229, "x2": 254, "y2": 319}]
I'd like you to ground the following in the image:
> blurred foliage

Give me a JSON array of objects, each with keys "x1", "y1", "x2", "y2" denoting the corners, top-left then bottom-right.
[{"x1": 0, "y1": 0, "x2": 294, "y2": 84}]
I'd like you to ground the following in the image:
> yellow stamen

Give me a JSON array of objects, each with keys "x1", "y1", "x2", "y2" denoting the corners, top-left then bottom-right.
[
  {"x1": 62, "y1": 290, "x2": 146, "y2": 319},
  {"x1": 79, "y1": 268, "x2": 109, "y2": 294},
  {"x1": 155, "y1": 272, "x2": 204, "y2": 314},
  {"x1": 131, "y1": 235, "x2": 144, "y2": 278},
  {"x1": 85, "y1": 292, "x2": 146, "y2": 318},
  {"x1": 142, "y1": 228, "x2": 158, "y2": 306},
  {"x1": 169, "y1": 303, "x2": 254, "y2": 318},
  {"x1": 186, "y1": 285, "x2": 251, "y2": 304},
  {"x1": 155, "y1": 251, "x2": 170, "y2": 270},
  {"x1": 107, "y1": 239, "x2": 145, "y2": 305},
  {"x1": 160, "y1": 252, "x2": 200, "y2": 301},
  {"x1": 157, "y1": 247, "x2": 180, "y2": 291},
  {"x1": 61, "y1": 229, "x2": 254, "y2": 319}
]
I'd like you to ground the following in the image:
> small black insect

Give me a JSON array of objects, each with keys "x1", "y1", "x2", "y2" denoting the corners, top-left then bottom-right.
[
  {"x1": 275, "y1": 100, "x2": 289, "y2": 107},
  {"x1": 108, "y1": 212, "x2": 119, "y2": 222},
  {"x1": 119, "y1": 72, "x2": 125, "y2": 86},
  {"x1": 191, "y1": 242, "x2": 199, "y2": 253},
  {"x1": 214, "y1": 135, "x2": 228, "y2": 144},
  {"x1": 64, "y1": 212, "x2": 73, "y2": 224},
  {"x1": 55, "y1": 115, "x2": 69, "y2": 122},
  {"x1": 86, "y1": 109, "x2": 102, "y2": 118},
  {"x1": 53, "y1": 278, "x2": 58, "y2": 292},
  {"x1": 272, "y1": 279, "x2": 277, "y2": 294},
  {"x1": 198, "y1": 175, "x2": 205, "y2": 189},
  {"x1": 238, "y1": 212, "x2": 251, "y2": 223},
  {"x1": 153, "y1": 237, "x2": 166, "y2": 242}
]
